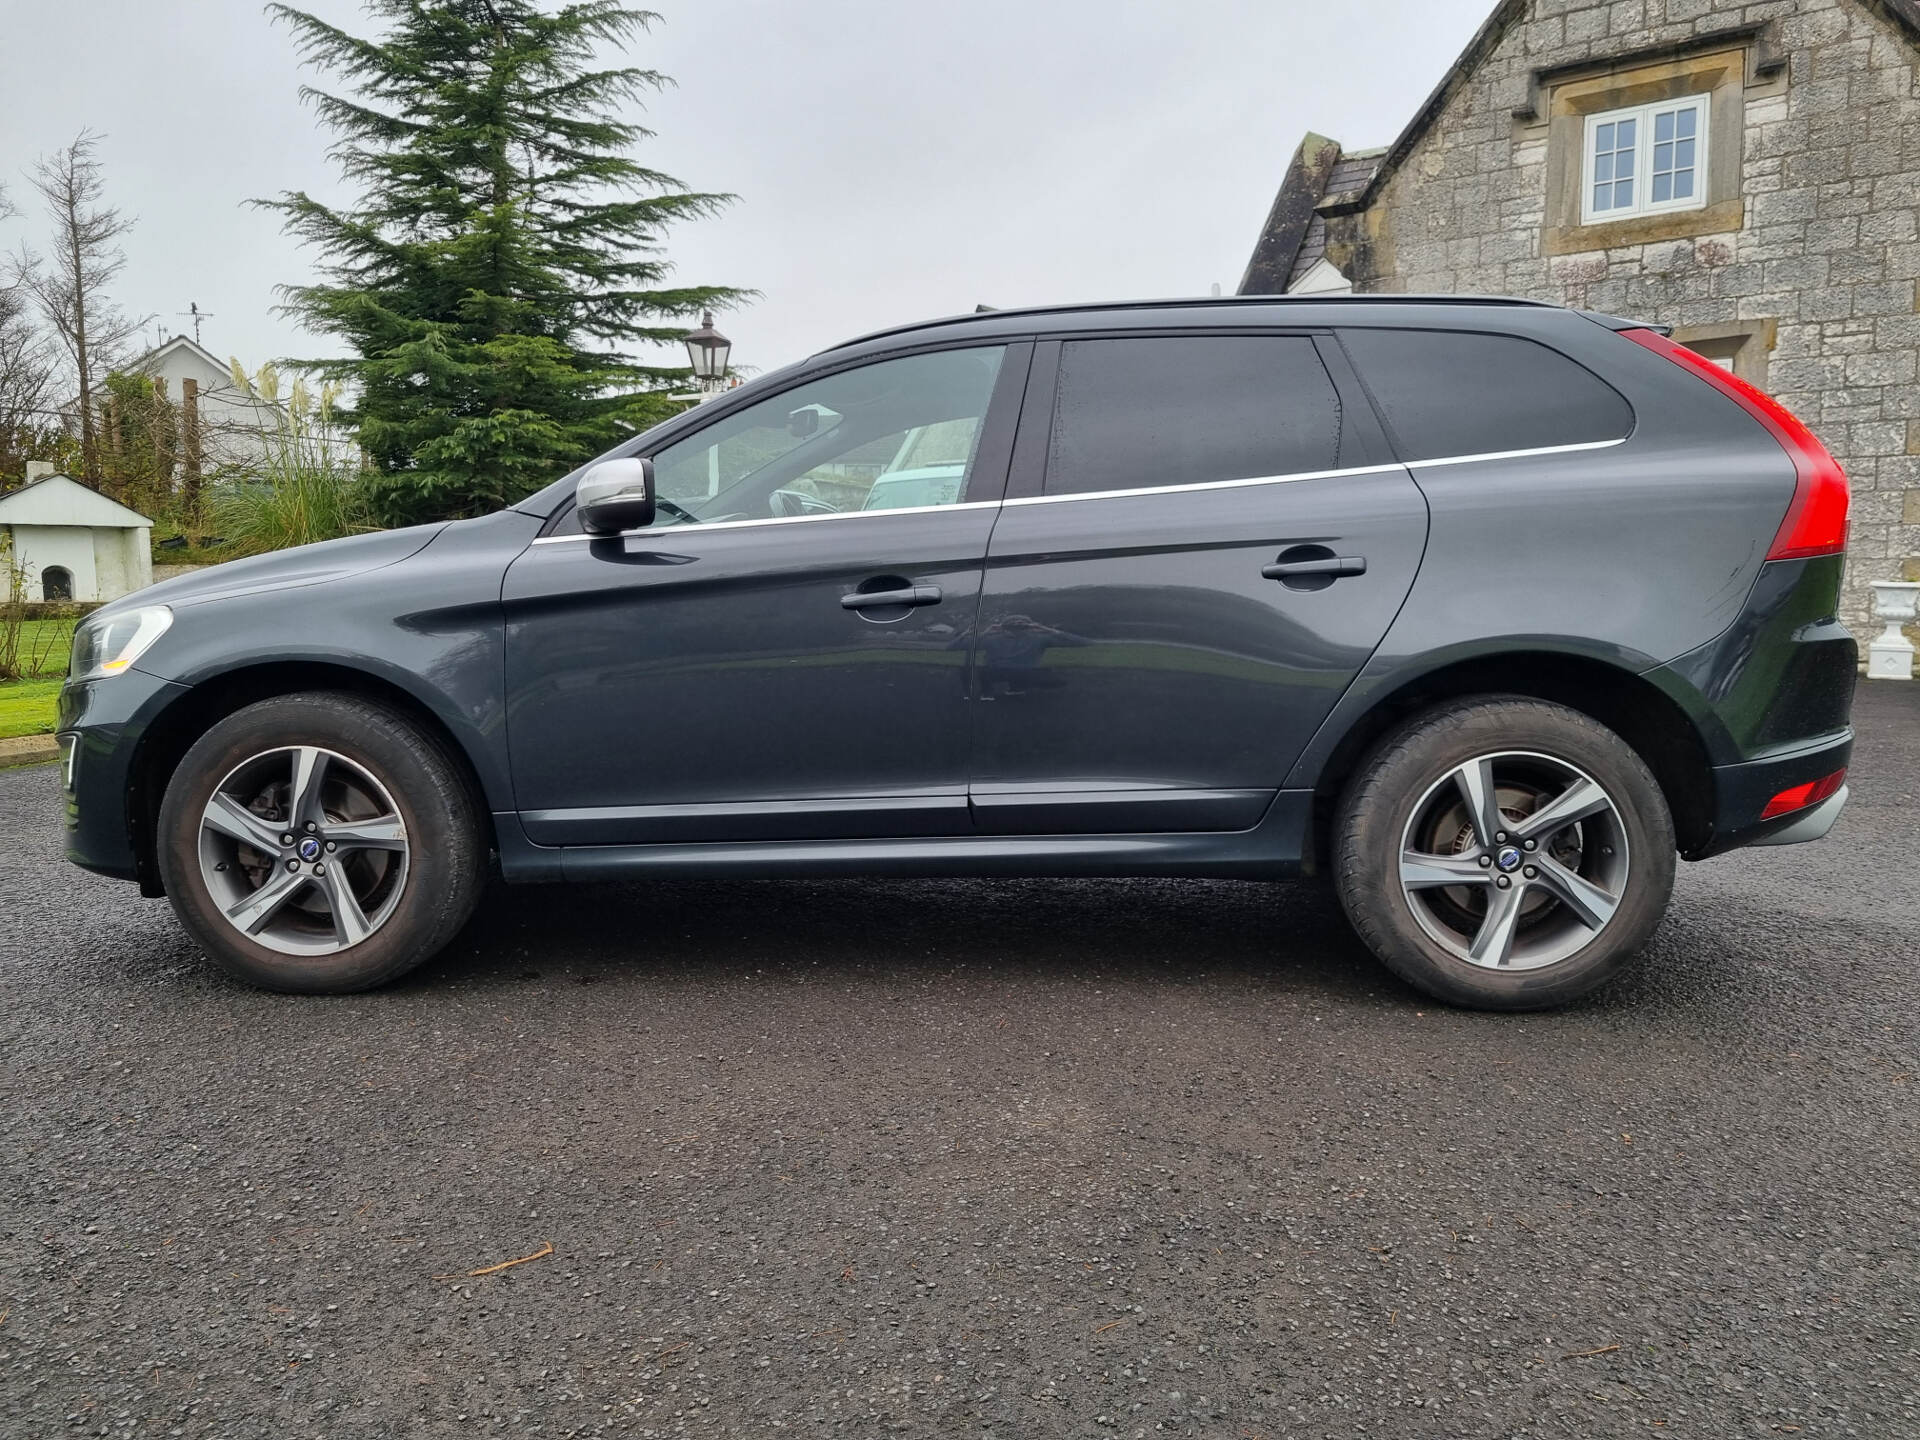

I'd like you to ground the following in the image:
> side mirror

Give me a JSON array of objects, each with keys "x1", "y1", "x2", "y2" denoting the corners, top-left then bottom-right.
[{"x1": 576, "y1": 458, "x2": 655, "y2": 535}]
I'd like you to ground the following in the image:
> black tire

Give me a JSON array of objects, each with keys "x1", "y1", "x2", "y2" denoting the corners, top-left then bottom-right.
[
  {"x1": 156, "y1": 692, "x2": 486, "y2": 994},
  {"x1": 1333, "y1": 696, "x2": 1675, "y2": 1011}
]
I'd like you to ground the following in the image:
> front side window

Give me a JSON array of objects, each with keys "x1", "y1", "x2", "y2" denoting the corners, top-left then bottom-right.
[
  {"x1": 1582, "y1": 95, "x2": 1708, "y2": 224},
  {"x1": 642, "y1": 346, "x2": 1006, "y2": 525},
  {"x1": 1043, "y1": 336, "x2": 1342, "y2": 497}
]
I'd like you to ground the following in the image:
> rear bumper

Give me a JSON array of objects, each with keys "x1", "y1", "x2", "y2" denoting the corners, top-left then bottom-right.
[
  {"x1": 1750, "y1": 784, "x2": 1848, "y2": 846},
  {"x1": 1652, "y1": 554, "x2": 1857, "y2": 859},
  {"x1": 1692, "y1": 727, "x2": 1853, "y2": 858}
]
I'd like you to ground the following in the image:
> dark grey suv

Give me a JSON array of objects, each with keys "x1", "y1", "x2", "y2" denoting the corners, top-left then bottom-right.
[{"x1": 58, "y1": 297, "x2": 1856, "y2": 1009}]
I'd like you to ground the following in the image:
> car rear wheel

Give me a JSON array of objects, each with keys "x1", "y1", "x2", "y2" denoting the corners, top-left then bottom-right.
[
  {"x1": 1334, "y1": 696, "x2": 1676, "y2": 1011},
  {"x1": 156, "y1": 692, "x2": 486, "y2": 994}
]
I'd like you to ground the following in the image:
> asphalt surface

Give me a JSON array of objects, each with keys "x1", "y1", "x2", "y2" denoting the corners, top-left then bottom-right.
[{"x1": 2, "y1": 685, "x2": 1916, "y2": 1440}]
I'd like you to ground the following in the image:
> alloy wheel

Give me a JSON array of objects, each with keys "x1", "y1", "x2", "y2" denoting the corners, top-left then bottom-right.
[
  {"x1": 1397, "y1": 750, "x2": 1630, "y2": 971},
  {"x1": 196, "y1": 745, "x2": 410, "y2": 957}
]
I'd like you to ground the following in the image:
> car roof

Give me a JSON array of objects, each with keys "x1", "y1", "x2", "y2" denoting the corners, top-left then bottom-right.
[{"x1": 823, "y1": 293, "x2": 1566, "y2": 353}]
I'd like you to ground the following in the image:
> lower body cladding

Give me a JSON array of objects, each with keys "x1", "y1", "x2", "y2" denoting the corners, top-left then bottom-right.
[
  {"x1": 489, "y1": 746, "x2": 1852, "y2": 885},
  {"x1": 491, "y1": 791, "x2": 1320, "y2": 884}
]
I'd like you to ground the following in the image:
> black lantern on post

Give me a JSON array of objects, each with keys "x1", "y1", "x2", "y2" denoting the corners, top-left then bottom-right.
[{"x1": 684, "y1": 311, "x2": 732, "y2": 395}]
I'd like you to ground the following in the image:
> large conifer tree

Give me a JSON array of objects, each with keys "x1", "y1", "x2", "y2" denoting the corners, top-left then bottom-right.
[{"x1": 264, "y1": 1, "x2": 742, "y2": 523}]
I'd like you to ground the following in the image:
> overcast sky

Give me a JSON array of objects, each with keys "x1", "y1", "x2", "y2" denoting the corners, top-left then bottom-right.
[{"x1": 1, "y1": 0, "x2": 1492, "y2": 380}]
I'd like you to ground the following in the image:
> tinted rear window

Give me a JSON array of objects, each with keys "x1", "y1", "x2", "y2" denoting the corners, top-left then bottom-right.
[
  {"x1": 1341, "y1": 328, "x2": 1632, "y2": 461},
  {"x1": 1045, "y1": 336, "x2": 1342, "y2": 496}
]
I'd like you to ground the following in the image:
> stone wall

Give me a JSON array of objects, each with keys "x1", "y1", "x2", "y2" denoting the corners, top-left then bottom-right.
[{"x1": 1323, "y1": 0, "x2": 1920, "y2": 631}]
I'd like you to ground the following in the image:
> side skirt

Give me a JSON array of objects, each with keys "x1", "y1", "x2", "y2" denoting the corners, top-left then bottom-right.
[{"x1": 492, "y1": 791, "x2": 1315, "y2": 884}]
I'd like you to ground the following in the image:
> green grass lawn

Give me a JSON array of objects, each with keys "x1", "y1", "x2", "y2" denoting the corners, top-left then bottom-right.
[
  {"x1": 0, "y1": 677, "x2": 62, "y2": 739},
  {"x1": 0, "y1": 619, "x2": 75, "y2": 740}
]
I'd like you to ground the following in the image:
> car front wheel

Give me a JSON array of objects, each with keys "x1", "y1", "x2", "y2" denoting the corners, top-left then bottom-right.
[
  {"x1": 1334, "y1": 696, "x2": 1676, "y2": 1011},
  {"x1": 156, "y1": 692, "x2": 486, "y2": 994}
]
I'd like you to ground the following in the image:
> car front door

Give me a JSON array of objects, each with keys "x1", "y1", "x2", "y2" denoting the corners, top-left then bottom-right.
[
  {"x1": 504, "y1": 343, "x2": 1028, "y2": 846},
  {"x1": 970, "y1": 332, "x2": 1429, "y2": 834}
]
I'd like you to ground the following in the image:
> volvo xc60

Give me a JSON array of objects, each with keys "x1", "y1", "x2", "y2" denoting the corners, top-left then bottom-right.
[{"x1": 58, "y1": 297, "x2": 1856, "y2": 1008}]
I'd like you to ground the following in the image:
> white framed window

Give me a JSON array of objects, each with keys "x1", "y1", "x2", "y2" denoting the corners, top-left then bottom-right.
[{"x1": 1581, "y1": 93, "x2": 1709, "y2": 224}]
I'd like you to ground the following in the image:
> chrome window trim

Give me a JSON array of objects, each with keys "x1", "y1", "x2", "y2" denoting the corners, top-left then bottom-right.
[
  {"x1": 528, "y1": 437, "x2": 1628, "y2": 545},
  {"x1": 1405, "y1": 436, "x2": 1626, "y2": 469},
  {"x1": 1002, "y1": 461, "x2": 1404, "y2": 507},
  {"x1": 531, "y1": 499, "x2": 1001, "y2": 545},
  {"x1": 992, "y1": 437, "x2": 1626, "y2": 506}
]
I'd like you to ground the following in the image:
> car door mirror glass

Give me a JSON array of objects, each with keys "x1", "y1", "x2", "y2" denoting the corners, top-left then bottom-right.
[
  {"x1": 787, "y1": 404, "x2": 840, "y2": 439},
  {"x1": 577, "y1": 458, "x2": 656, "y2": 534}
]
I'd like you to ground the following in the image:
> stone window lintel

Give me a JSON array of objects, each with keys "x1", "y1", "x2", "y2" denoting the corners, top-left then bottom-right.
[{"x1": 1509, "y1": 21, "x2": 1783, "y2": 122}]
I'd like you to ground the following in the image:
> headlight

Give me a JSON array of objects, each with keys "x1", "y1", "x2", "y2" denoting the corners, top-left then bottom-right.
[{"x1": 69, "y1": 605, "x2": 172, "y2": 682}]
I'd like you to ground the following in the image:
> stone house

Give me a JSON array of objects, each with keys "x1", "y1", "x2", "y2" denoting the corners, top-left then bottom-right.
[{"x1": 1240, "y1": 0, "x2": 1920, "y2": 630}]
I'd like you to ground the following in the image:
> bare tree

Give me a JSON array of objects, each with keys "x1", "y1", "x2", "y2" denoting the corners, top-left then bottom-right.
[
  {"x1": 0, "y1": 184, "x2": 60, "y2": 486},
  {"x1": 26, "y1": 132, "x2": 142, "y2": 488}
]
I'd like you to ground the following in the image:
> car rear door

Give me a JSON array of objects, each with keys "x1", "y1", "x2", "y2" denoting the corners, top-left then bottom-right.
[{"x1": 969, "y1": 331, "x2": 1429, "y2": 834}]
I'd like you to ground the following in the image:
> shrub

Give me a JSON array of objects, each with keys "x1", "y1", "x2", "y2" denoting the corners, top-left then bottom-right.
[
  {"x1": 0, "y1": 530, "x2": 26, "y2": 681},
  {"x1": 206, "y1": 364, "x2": 374, "y2": 556}
]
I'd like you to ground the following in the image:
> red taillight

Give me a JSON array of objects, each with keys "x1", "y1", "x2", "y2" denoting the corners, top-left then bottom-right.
[
  {"x1": 1760, "y1": 768, "x2": 1847, "y2": 820},
  {"x1": 1620, "y1": 328, "x2": 1850, "y2": 560}
]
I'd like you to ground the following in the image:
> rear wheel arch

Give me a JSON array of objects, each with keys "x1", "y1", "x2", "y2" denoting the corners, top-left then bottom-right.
[
  {"x1": 128, "y1": 662, "x2": 497, "y2": 894},
  {"x1": 1306, "y1": 651, "x2": 1719, "y2": 861}
]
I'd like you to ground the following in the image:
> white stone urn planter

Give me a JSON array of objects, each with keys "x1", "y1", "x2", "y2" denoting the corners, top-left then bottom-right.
[{"x1": 1867, "y1": 580, "x2": 1920, "y2": 680}]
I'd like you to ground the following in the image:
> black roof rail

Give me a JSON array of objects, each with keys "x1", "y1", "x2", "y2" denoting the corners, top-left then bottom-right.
[{"x1": 822, "y1": 293, "x2": 1566, "y2": 352}]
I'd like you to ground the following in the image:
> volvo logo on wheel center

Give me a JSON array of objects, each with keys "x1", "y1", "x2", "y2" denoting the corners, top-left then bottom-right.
[
  {"x1": 297, "y1": 836, "x2": 323, "y2": 862},
  {"x1": 1496, "y1": 846, "x2": 1523, "y2": 872}
]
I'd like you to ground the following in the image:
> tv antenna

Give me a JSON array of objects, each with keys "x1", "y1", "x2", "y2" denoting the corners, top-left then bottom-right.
[{"x1": 178, "y1": 302, "x2": 213, "y2": 344}]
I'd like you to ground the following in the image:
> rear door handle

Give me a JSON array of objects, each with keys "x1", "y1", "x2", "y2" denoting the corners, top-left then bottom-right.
[
  {"x1": 1262, "y1": 555, "x2": 1367, "y2": 581},
  {"x1": 841, "y1": 584, "x2": 943, "y2": 610}
]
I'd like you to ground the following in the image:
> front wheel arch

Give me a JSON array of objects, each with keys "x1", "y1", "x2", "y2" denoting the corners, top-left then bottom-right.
[{"x1": 128, "y1": 661, "x2": 497, "y2": 896}]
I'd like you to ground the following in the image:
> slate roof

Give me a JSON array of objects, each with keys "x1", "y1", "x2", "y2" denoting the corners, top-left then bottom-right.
[{"x1": 1286, "y1": 151, "x2": 1385, "y2": 288}]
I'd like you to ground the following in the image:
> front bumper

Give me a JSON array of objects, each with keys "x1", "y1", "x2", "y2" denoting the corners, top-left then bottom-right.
[{"x1": 57, "y1": 668, "x2": 192, "y2": 888}]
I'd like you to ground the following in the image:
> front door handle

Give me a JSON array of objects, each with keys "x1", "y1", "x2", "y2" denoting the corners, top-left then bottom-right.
[
  {"x1": 841, "y1": 584, "x2": 943, "y2": 611},
  {"x1": 1261, "y1": 555, "x2": 1367, "y2": 580}
]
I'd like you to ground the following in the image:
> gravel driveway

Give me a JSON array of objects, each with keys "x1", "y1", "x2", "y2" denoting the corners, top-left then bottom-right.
[{"x1": 2, "y1": 684, "x2": 1916, "y2": 1438}]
